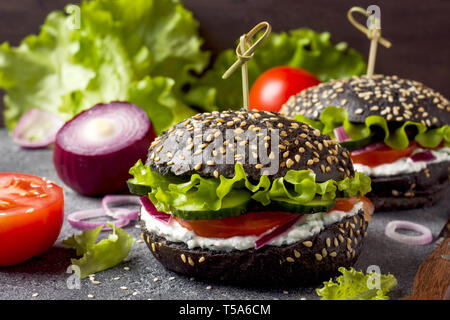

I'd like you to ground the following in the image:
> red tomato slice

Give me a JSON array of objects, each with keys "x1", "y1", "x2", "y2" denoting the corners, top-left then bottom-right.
[
  {"x1": 249, "y1": 66, "x2": 320, "y2": 112},
  {"x1": 359, "y1": 195, "x2": 374, "y2": 221},
  {"x1": 330, "y1": 197, "x2": 358, "y2": 212},
  {"x1": 175, "y1": 211, "x2": 299, "y2": 239},
  {"x1": 351, "y1": 141, "x2": 418, "y2": 167},
  {"x1": 0, "y1": 173, "x2": 64, "y2": 266}
]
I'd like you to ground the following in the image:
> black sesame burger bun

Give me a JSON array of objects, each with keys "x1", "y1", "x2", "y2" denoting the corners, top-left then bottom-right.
[
  {"x1": 146, "y1": 109, "x2": 355, "y2": 183},
  {"x1": 281, "y1": 74, "x2": 450, "y2": 127}
]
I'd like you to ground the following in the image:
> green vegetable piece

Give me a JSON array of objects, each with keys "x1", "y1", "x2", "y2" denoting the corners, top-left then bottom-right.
[
  {"x1": 63, "y1": 223, "x2": 135, "y2": 279},
  {"x1": 0, "y1": 0, "x2": 209, "y2": 135},
  {"x1": 128, "y1": 160, "x2": 372, "y2": 215},
  {"x1": 316, "y1": 267, "x2": 398, "y2": 300},
  {"x1": 295, "y1": 106, "x2": 450, "y2": 149}
]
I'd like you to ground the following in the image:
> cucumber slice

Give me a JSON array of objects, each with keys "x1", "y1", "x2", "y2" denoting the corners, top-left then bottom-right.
[
  {"x1": 340, "y1": 133, "x2": 383, "y2": 152},
  {"x1": 270, "y1": 197, "x2": 336, "y2": 214},
  {"x1": 127, "y1": 180, "x2": 152, "y2": 196},
  {"x1": 172, "y1": 190, "x2": 251, "y2": 220}
]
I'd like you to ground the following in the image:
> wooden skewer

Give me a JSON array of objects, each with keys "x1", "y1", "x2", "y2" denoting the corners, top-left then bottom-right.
[
  {"x1": 347, "y1": 6, "x2": 392, "y2": 78},
  {"x1": 222, "y1": 22, "x2": 272, "y2": 109}
]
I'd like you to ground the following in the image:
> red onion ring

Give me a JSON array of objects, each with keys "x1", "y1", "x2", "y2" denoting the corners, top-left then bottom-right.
[
  {"x1": 411, "y1": 150, "x2": 436, "y2": 162},
  {"x1": 255, "y1": 215, "x2": 306, "y2": 249},
  {"x1": 140, "y1": 196, "x2": 171, "y2": 224},
  {"x1": 101, "y1": 195, "x2": 141, "y2": 220},
  {"x1": 333, "y1": 126, "x2": 350, "y2": 142},
  {"x1": 67, "y1": 208, "x2": 130, "y2": 230},
  {"x1": 12, "y1": 108, "x2": 65, "y2": 149},
  {"x1": 351, "y1": 142, "x2": 386, "y2": 156},
  {"x1": 385, "y1": 220, "x2": 433, "y2": 245}
]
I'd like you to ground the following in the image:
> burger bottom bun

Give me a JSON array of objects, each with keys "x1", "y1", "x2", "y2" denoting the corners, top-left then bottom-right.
[
  {"x1": 140, "y1": 209, "x2": 369, "y2": 287},
  {"x1": 367, "y1": 160, "x2": 449, "y2": 211}
]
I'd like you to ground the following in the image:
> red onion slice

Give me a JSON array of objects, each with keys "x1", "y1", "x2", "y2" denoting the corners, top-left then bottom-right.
[
  {"x1": 351, "y1": 142, "x2": 386, "y2": 156},
  {"x1": 411, "y1": 150, "x2": 436, "y2": 162},
  {"x1": 12, "y1": 108, "x2": 65, "y2": 149},
  {"x1": 101, "y1": 195, "x2": 141, "y2": 220},
  {"x1": 53, "y1": 101, "x2": 156, "y2": 195},
  {"x1": 385, "y1": 220, "x2": 433, "y2": 245},
  {"x1": 67, "y1": 208, "x2": 131, "y2": 230},
  {"x1": 255, "y1": 215, "x2": 306, "y2": 249},
  {"x1": 140, "y1": 196, "x2": 171, "y2": 224},
  {"x1": 333, "y1": 126, "x2": 350, "y2": 142}
]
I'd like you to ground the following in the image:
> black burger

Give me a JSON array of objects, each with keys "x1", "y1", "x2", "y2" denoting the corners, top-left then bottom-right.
[
  {"x1": 281, "y1": 75, "x2": 450, "y2": 211},
  {"x1": 128, "y1": 109, "x2": 373, "y2": 286}
]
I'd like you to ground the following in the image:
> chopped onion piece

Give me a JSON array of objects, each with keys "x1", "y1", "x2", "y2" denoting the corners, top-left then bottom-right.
[
  {"x1": 140, "y1": 196, "x2": 171, "y2": 224},
  {"x1": 351, "y1": 142, "x2": 386, "y2": 156},
  {"x1": 12, "y1": 108, "x2": 65, "y2": 149},
  {"x1": 255, "y1": 215, "x2": 306, "y2": 249},
  {"x1": 101, "y1": 195, "x2": 141, "y2": 220},
  {"x1": 385, "y1": 220, "x2": 433, "y2": 245},
  {"x1": 333, "y1": 126, "x2": 350, "y2": 142},
  {"x1": 67, "y1": 208, "x2": 131, "y2": 230},
  {"x1": 411, "y1": 150, "x2": 436, "y2": 162}
]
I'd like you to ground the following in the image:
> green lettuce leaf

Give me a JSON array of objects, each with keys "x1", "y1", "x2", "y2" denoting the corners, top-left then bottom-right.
[
  {"x1": 316, "y1": 267, "x2": 398, "y2": 300},
  {"x1": 129, "y1": 160, "x2": 371, "y2": 213},
  {"x1": 295, "y1": 106, "x2": 450, "y2": 149},
  {"x1": 184, "y1": 28, "x2": 366, "y2": 111},
  {"x1": 62, "y1": 223, "x2": 135, "y2": 279},
  {"x1": 0, "y1": 0, "x2": 208, "y2": 134}
]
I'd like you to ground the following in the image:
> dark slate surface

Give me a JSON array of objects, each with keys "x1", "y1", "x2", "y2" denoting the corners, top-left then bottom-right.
[{"x1": 0, "y1": 129, "x2": 448, "y2": 300}]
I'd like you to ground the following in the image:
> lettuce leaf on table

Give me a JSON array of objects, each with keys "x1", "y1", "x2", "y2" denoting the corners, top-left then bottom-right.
[
  {"x1": 62, "y1": 223, "x2": 135, "y2": 279},
  {"x1": 0, "y1": 0, "x2": 209, "y2": 134},
  {"x1": 316, "y1": 267, "x2": 398, "y2": 300},
  {"x1": 184, "y1": 28, "x2": 367, "y2": 111}
]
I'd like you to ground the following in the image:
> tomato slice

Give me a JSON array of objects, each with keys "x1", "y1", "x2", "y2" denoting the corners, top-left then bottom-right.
[
  {"x1": 330, "y1": 196, "x2": 374, "y2": 222},
  {"x1": 359, "y1": 195, "x2": 374, "y2": 221},
  {"x1": 175, "y1": 211, "x2": 299, "y2": 239},
  {"x1": 330, "y1": 197, "x2": 358, "y2": 212},
  {"x1": 249, "y1": 66, "x2": 320, "y2": 112},
  {"x1": 351, "y1": 141, "x2": 418, "y2": 167},
  {"x1": 0, "y1": 173, "x2": 64, "y2": 266}
]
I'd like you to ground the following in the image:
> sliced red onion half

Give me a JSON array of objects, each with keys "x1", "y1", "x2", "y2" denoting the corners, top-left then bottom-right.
[
  {"x1": 333, "y1": 126, "x2": 350, "y2": 142},
  {"x1": 101, "y1": 195, "x2": 141, "y2": 220},
  {"x1": 385, "y1": 220, "x2": 433, "y2": 245},
  {"x1": 12, "y1": 108, "x2": 65, "y2": 149},
  {"x1": 140, "y1": 196, "x2": 171, "y2": 224},
  {"x1": 53, "y1": 101, "x2": 156, "y2": 195},
  {"x1": 67, "y1": 208, "x2": 131, "y2": 230},
  {"x1": 255, "y1": 215, "x2": 306, "y2": 249},
  {"x1": 351, "y1": 142, "x2": 386, "y2": 156},
  {"x1": 411, "y1": 150, "x2": 436, "y2": 162}
]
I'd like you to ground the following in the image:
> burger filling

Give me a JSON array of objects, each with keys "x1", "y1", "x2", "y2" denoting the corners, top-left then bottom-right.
[
  {"x1": 141, "y1": 200, "x2": 365, "y2": 251},
  {"x1": 129, "y1": 160, "x2": 373, "y2": 249},
  {"x1": 294, "y1": 106, "x2": 450, "y2": 175},
  {"x1": 353, "y1": 147, "x2": 450, "y2": 177}
]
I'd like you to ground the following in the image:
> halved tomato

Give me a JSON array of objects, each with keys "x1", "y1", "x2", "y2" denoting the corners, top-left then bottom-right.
[
  {"x1": 0, "y1": 173, "x2": 64, "y2": 266},
  {"x1": 351, "y1": 141, "x2": 418, "y2": 167},
  {"x1": 175, "y1": 211, "x2": 299, "y2": 239}
]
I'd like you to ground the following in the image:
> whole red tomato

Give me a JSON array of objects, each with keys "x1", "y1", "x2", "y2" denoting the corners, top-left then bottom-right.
[{"x1": 249, "y1": 66, "x2": 320, "y2": 112}]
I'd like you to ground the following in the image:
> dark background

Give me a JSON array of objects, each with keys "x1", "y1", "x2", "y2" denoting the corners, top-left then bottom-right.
[{"x1": 1, "y1": 0, "x2": 449, "y2": 128}]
